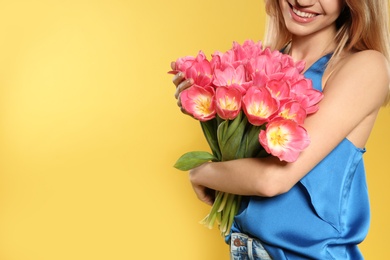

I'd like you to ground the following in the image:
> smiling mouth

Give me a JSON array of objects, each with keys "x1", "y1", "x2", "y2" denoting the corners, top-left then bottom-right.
[{"x1": 289, "y1": 3, "x2": 317, "y2": 18}]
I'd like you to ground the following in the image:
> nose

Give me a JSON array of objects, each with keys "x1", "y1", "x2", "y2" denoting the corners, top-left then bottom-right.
[{"x1": 296, "y1": 0, "x2": 315, "y2": 7}]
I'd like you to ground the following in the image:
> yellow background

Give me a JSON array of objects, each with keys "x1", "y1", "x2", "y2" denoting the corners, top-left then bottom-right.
[{"x1": 0, "y1": 0, "x2": 388, "y2": 259}]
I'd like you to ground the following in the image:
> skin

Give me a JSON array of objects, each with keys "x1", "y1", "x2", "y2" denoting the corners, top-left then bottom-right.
[{"x1": 172, "y1": 0, "x2": 390, "y2": 206}]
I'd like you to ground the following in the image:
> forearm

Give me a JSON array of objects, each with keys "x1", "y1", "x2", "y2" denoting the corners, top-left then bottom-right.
[{"x1": 190, "y1": 156, "x2": 293, "y2": 197}]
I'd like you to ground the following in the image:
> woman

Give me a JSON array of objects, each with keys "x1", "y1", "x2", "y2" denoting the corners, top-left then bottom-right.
[{"x1": 172, "y1": 0, "x2": 390, "y2": 258}]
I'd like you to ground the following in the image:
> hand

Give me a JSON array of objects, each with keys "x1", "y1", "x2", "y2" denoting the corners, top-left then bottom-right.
[
  {"x1": 190, "y1": 179, "x2": 215, "y2": 206},
  {"x1": 171, "y1": 62, "x2": 194, "y2": 116},
  {"x1": 189, "y1": 164, "x2": 215, "y2": 206}
]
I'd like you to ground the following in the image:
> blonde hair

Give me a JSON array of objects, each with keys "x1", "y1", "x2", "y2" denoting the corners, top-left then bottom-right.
[{"x1": 263, "y1": 0, "x2": 390, "y2": 104}]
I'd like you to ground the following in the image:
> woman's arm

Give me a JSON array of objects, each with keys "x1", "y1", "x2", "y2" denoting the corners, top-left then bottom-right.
[{"x1": 187, "y1": 50, "x2": 390, "y2": 203}]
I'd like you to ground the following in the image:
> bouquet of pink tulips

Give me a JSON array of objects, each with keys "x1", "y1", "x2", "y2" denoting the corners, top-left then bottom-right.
[{"x1": 171, "y1": 40, "x2": 323, "y2": 237}]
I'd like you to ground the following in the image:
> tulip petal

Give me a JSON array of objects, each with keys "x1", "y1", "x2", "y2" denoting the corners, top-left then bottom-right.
[
  {"x1": 180, "y1": 85, "x2": 216, "y2": 121},
  {"x1": 215, "y1": 86, "x2": 242, "y2": 120},
  {"x1": 259, "y1": 119, "x2": 310, "y2": 162},
  {"x1": 242, "y1": 86, "x2": 279, "y2": 126}
]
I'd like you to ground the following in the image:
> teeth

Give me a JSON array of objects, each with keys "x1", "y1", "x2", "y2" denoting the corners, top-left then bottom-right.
[{"x1": 293, "y1": 7, "x2": 316, "y2": 18}]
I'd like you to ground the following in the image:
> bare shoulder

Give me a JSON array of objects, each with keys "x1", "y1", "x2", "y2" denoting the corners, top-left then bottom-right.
[
  {"x1": 335, "y1": 50, "x2": 389, "y2": 80},
  {"x1": 327, "y1": 50, "x2": 390, "y2": 104}
]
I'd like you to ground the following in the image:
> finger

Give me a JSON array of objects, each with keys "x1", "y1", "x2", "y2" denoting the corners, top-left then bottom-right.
[
  {"x1": 177, "y1": 95, "x2": 182, "y2": 107},
  {"x1": 171, "y1": 61, "x2": 176, "y2": 71},
  {"x1": 172, "y1": 72, "x2": 184, "y2": 87},
  {"x1": 202, "y1": 189, "x2": 215, "y2": 206},
  {"x1": 199, "y1": 191, "x2": 214, "y2": 206},
  {"x1": 205, "y1": 188, "x2": 216, "y2": 203},
  {"x1": 181, "y1": 107, "x2": 192, "y2": 117},
  {"x1": 174, "y1": 78, "x2": 193, "y2": 99},
  {"x1": 202, "y1": 196, "x2": 214, "y2": 206},
  {"x1": 176, "y1": 96, "x2": 193, "y2": 117},
  {"x1": 194, "y1": 187, "x2": 214, "y2": 206},
  {"x1": 176, "y1": 90, "x2": 194, "y2": 117}
]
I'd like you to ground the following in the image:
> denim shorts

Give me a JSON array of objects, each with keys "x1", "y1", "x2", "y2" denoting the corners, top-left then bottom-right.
[{"x1": 230, "y1": 233, "x2": 273, "y2": 260}]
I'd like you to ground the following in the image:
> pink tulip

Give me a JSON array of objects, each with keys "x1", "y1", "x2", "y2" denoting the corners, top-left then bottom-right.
[
  {"x1": 213, "y1": 64, "x2": 245, "y2": 86},
  {"x1": 259, "y1": 119, "x2": 310, "y2": 162},
  {"x1": 180, "y1": 85, "x2": 216, "y2": 121},
  {"x1": 170, "y1": 51, "x2": 213, "y2": 87},
  {"x1": 279, "y1": 53, "x2": 305, "y2": 73},
  {"x1": 294, "y1": 60, "x2": 306, "y2": 73},
  {"x1": 211, "y1": 49, "x2": 238, "y2": 71},
  {"x1": 251, "y1": 70, "x2": 284, "y2": 89},
  {"x1": 262, "y1": 47, "x2": 279, "y2": 59},
  {"x1": 247, "y1": 55, "x2": 282, "y2": 77},
  {"x1": 171, "y1": 56, "x2": 195, "y2": 74},
  {"x1": 277, "y1": 101, "x2": 307, "y2": 125},
  {"x1": 261, "y1": 48, "x2": 285, "y2": 73},
  {"x1": 185, "y1": 52, "x2": 213, "y2": 87},
  {"x1": 215, "y1": 86, "x2": 242, "y2": 120},
  {"x1": 248, "y1": 54, "x2": 286, "y2": 89},
  {"x1": 291, "y1": 79, "x2": 323, "y2": 114},
  {"x1": 246, "y1": 55, "x2": 268, "y2": 77},
  {"x1": 242, "y1": 86, "x2": 279, "y2": 126},
  {"x1": 279, "y1": 52, "x2": 295, "y2": 68},
  {"x1": 251, "y1": 70, "x2": 267, "y2": 88},
  {"x1": 290, "y1": 78, "x2": 313, "y2": 92},
  {"x1": 266, "y1": 80, "x2": 291, "y2": 101},
  {"x1": 213, "y1": 64, "x2": 250, "y2": 93},
  {"x1": 232, "y1": 40, "x2": 263, "y2": 61}
]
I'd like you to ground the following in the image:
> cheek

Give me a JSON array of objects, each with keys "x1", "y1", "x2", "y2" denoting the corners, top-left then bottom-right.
[
  {"x1": 279, "y1": 0, "x2": 291, "y2": 20},
  {"x1": 323, "y1": 0, "x2": 344, "y2": 16},
  {"x1": 278, "y1": 0, "x2": 287, "y2": 11}
]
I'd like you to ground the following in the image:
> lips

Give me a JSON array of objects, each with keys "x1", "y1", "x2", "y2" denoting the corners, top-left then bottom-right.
[
  {"x1": 292, "y1": 6, "x2": 317, "y2": 18},
  {"x1": 288, "y1": 2, "x2": 319, "y2": 22}
]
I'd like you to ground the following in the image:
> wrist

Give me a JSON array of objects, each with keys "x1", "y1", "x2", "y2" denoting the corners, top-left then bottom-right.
[{"x1": 189, "y1": 162, "x2": 212, "y2": 185}]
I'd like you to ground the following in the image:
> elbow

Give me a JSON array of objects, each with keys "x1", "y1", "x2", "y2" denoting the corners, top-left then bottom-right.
[
  {"x1": 254, "y1": 178, "x2": 292, "y2": 198},
  {"x1": 250, "y1": 158, "x2": 297, "y2": 197}
]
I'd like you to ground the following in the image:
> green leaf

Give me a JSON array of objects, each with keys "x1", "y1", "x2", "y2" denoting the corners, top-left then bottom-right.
[{"x1": 173, "y1": 151, "x2": 217, "y2": 171}]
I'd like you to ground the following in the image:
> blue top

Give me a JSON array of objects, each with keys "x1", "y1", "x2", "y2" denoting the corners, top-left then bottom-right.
[{"x1": 227, "y1": 54, "x2": 370, "y2": 259}]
